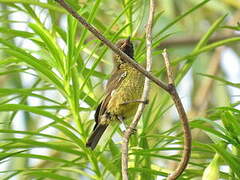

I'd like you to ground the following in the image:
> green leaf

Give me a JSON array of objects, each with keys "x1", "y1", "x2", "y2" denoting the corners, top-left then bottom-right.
[
  {"x1": 175, "y1": 14, "x2": 227, "y2": 84},
  {"x1": 0, "y1": 88, "x2": 62, "y2": 105},
  {"x1": 29, "y1": 23, "x2": 65, "y2": 74},
  {"x1": 0, "y1": 38, "x2": 65, "y2": 94},
  {"x1": 0, "y1": 150, "x2": 26, "y2": 162},
  {"x1": 0, "y1": 27, "x2": 34, "y2": 38},
  {"x1": 0, "y1": 104, "x2": 76, "y2": 131},
  {"x1": 198, "y1": 73, "x2": 240, "y2": 88},
  {"x1": 211, "y1": 144, "x2": 240, "y2": 178},
  {"x1": 25, "y1": 171, "x2": 75, "y2": 180},
  {"x1": 2, "y1": 138, "x2": 83, "y2": 156},
  {"x1": 0, "y1": 152, "x2": 80, "y2": 166},
  {"x1": 154, "y1": 0, "x2": 211, "y2": 39},
  {"x1": 0, "y1": 0, "x2": 66, "y2": 13},
  {"x1": 129, "y1": 167, "x2": 168, "y2": 176},
  {"x1": 194, "y1": 14, "x2": 227, "y2": 51}
]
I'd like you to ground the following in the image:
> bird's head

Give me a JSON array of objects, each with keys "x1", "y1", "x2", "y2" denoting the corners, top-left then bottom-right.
[{"x1": 113, "y1": 37, "x2": 134, "y2": 67}]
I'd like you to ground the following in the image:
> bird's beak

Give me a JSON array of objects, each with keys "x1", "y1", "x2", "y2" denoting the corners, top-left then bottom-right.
[
  {"x1": 126, "y1": 36, "x2": 131, "y2": 43},
  {"x1": 121, "y1": 36, "x2": 131, "y2": 48}
]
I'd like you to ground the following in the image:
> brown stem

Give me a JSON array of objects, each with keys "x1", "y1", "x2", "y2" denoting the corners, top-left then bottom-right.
[
  {"x1": 162, "y1": 49, "x2": 192, "y2": 180},
  {"x1": 121, "y1": 1, "x2": 154, "y2": 179}
]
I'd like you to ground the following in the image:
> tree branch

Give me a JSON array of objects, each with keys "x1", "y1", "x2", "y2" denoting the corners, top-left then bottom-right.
[
  {"x1": 121, "y1": 0, "x2": 154, "y2": 179},
  {"x1": 54, "y1": 0, "x2": 169, "y2": 92},
  {"x1": 158, "y1": 34, "x2": 238, "y2": 48},
  {"x1": 162, "y1": 49, "x2": 192, "y2": 180}
]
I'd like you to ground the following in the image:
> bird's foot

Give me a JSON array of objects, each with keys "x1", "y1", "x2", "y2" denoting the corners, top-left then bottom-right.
[
  {"x1": 117, "y1": 116, "x2": 137, "y2": 134},
  {"x1": 130, "y1": 127, "x2": 137, "y2": 134},
  {"x1": 117, "y1": 115, "x2": 127, "y2": 132},
  {"x1": 122, "y1": 127, "x2": 137, "y2": 134}
]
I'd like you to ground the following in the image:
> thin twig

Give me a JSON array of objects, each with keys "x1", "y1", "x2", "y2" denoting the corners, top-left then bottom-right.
[
  {"x1": 54, "y1": 0, "x2": 169, "y2": 92},
  {"x1": 162, "y1": 49, "x2": 192, "y2": 180},
  {"x1": 121, "y1": 1, "x2": 154, "y2": 179},
  {"x1": 162, "y1": 50, "x2": 173, "y2": 85}
]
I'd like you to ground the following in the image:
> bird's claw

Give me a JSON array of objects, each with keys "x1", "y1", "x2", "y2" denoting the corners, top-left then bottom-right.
[
  {"x1": 143, "y1": 99, "x2": 149, "y2": 104},
  {"x1": 131, "y1": 128, "x2": 137, "y2": 134}
]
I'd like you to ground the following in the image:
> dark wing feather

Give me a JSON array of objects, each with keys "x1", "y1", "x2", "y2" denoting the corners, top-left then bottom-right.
[
  {"x1": 93, "y1": 101, "x2": 102, "y2": 130},
  {"x1": 87, "y1": 67, "x2": 127, "y2": 150},
  {"x1": 86, "y1": 124, "x2": 108, "y2": 150},
  {"x1": 93, "y1": 68, "x2": 126, "y2": 127},
  {"x1": 99, "y1": 68, "x2": 126, "y2": 117}
]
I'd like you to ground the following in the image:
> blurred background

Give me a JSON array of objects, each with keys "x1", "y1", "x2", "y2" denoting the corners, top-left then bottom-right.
[{"x1": 0, "y1": 0, "x2": 239, "y2": 179}]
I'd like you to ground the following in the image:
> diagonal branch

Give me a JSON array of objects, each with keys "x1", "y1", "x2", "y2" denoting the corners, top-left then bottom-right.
[
  {"x1": 121, "y1": 0, "x2": 154, "y2": 179},
  {"x1": 54, "y1": 0, "x2": 169, "y2": 92},
  {"x1": 162, "y1": 49, "x2": 192, "y2": 180}
]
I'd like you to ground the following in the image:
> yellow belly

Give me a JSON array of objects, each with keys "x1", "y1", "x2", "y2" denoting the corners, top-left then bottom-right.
[{"x1": 107, "y1": 66, "x2": 144, "y2": 119}]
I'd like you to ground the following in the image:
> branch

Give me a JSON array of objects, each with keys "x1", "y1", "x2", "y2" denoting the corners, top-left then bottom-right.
[
  {"x1": 158, "y1": 34, "x2": 238, "y2": 48},
  {"x1": 162, "y1": 49, "x2": 192, "y2": 180},
  {"x1": 121, "y1": 0, "x2": 154, "y2": 179},
  {"x1": 54, "y1": 0, "x2": 169, "y2": 92},
  {"x1": 158, "y1": 11, "x2": 240, "y2": 48}
]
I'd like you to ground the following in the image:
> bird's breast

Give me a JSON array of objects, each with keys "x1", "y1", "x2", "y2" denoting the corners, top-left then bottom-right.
[{"x1": 107, "y1": 66, "x2": 144, "y2": 118}]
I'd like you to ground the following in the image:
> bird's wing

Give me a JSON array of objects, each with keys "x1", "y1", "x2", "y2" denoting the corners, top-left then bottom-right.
[{"x1": 94, "y1": 68, "x2": 127, "y2": 127}]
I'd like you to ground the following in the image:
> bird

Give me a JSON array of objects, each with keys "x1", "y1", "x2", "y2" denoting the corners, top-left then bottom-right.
[{"x1": 86, "y1": 38, "x2": 145, "y2": 150}]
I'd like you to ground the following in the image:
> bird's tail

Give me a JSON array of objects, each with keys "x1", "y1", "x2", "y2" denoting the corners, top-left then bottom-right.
[{"x1": 86, "y1": 124, "x2": 108, "y2": 150}]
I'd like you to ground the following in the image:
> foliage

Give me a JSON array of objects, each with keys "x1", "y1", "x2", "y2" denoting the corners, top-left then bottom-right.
[{"x1": 0, "y1": 0, "x2": 239, "y2": 179}]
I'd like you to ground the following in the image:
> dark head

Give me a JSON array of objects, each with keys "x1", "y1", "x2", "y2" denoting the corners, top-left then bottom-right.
[{"x1": 113, "y1": 37, "x2": 134, "y2": 67}]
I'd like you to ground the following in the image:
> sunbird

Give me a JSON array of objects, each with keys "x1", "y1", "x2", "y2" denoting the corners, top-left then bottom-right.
[{"x1": 86, "y1": 38, "x2": 145, "y2": 150}]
